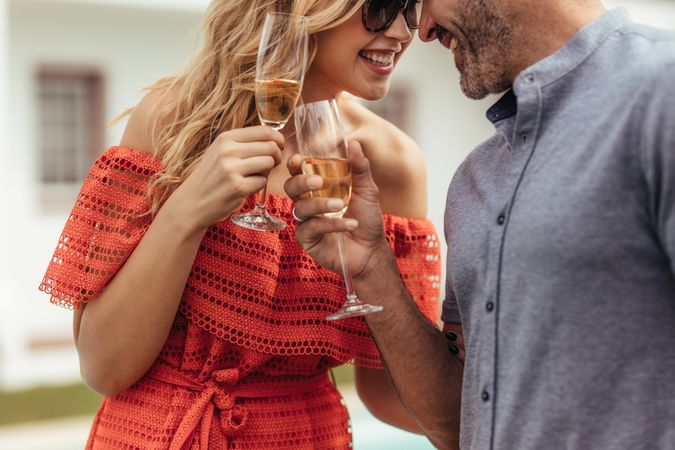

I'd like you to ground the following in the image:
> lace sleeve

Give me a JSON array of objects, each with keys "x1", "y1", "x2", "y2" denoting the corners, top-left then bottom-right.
[
  {"x1": 383, "y1": 215, "x2": 442, "y2": 325},
  {"x1": 39, "y1": 146, "x2": 161, "y2": 309}
]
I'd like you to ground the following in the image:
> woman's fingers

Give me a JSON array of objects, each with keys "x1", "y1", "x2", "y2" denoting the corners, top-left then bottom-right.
[
  {"x1": 223, "y1": 125, "x2": 285, "y2": 148},
  {"x1": 225, "y1": 141, "x2": 282, "y2": 165},
  {"x1": 238, "y1": 175, "x2": 268, "y2": 196},
  {"x1": 234, "y1": 155, "x2": 278, "y2": 176}
]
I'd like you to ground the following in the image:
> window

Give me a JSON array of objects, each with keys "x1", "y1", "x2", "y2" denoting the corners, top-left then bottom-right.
[{"x1": 37, "y1": 66, "x2": 104, "y2": 187}]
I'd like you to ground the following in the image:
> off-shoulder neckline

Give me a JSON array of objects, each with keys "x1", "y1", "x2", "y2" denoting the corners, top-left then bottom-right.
[{"x1": 106, "y1": 145, "x2": 435, "y2": 226}]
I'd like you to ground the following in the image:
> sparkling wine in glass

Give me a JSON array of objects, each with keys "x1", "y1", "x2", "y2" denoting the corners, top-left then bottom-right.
[
  {"x1": 231, "y1": 12, "x2": 308, "y2": 231},
  {"x1": 255, "y1": 79, "x2": 302, "y2": 129},
  {"x1": 294, "y1": 99, "x2": 384, "y2": 321}
]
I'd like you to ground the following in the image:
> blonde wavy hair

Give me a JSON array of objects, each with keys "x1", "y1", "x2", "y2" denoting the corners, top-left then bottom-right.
[{"x1": 132, "y1": 0, "x2": 364, "y2": 215}]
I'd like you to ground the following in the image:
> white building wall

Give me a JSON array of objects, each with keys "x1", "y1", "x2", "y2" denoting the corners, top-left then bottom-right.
[
  {"x1": 0, "y1": 0, "x2": 16, "y2": 389},
  {"x1": 2, "y1": 0, "x2": 203, "y2": 389}
]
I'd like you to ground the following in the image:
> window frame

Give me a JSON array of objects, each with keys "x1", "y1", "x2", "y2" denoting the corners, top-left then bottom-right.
[{"x1": 35, "y1": 65, "x2": 105, "y2": 210}]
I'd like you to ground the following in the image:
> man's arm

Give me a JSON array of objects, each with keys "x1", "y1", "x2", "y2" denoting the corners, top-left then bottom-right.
[
  {"x1": 642, "y1": 61, "x2": 675, "y2": 276},
  {"x1": 357, "y1": 246, "x2": 463, "y2": 449},
  {"x1": 285, "y1": 143, "x2": 463, "y2": 449}
]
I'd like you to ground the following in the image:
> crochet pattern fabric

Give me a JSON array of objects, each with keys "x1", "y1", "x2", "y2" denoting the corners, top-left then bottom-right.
[{"x1": 40, "y1": 146, "x2": 441, "y2": 449}]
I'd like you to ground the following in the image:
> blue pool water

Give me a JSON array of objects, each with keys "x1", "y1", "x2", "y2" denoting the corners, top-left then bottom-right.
[{"x1": 344, "y1": 388, "x2": 436, "y2": 450}]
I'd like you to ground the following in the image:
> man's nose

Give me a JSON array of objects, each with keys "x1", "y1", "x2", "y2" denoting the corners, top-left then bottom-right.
[{"x1": 418, "y1": 2, "x2": 438, "y2": 42}]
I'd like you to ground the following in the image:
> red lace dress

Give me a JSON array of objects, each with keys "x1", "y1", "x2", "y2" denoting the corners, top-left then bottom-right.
[{"x1": 39, "y1": 146, "x2": 441, "y2": 449}]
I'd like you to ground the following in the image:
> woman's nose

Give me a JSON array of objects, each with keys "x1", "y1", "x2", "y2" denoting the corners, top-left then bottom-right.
[{"x1": 383, "y1": 11, "x2": 413, "y2": 43}]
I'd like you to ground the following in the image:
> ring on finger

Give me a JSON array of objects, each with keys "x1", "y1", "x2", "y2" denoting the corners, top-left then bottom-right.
[{"x1": 292, "y1": 207, "x2": 306, "y2": 224}]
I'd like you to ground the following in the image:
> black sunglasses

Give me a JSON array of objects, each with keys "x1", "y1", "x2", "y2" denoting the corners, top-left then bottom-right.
[{"x1": 362, "y1": 0, "x2": 420, "y2": 33}]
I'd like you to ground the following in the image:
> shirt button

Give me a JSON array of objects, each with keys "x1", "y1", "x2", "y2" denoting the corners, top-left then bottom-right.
[
  {"x1": 497, "y1": 215, "x2": 505, "y2": 226},
  {"x1": 482, "y1": 390, "x2": 490, "y2": 402},
  {"x1": 486, "y1": 302, "x2": 494, "y2": 312},
  {"x1": 525, "y1": 74, "x2": 535, "y2": 84}
]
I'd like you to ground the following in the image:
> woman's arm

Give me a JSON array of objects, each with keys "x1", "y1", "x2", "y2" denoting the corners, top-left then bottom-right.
[
  {"x1": 75, "y1": 93, "x2": 284, "y2": 397},
  {"x1": 75, "y1": 194, "x2": 206, "y2": 397},
  {"x1": 354, "y1": 367, "x2": 423, "y2": 433}
]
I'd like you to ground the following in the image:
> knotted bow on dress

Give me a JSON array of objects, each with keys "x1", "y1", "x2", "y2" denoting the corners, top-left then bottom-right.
[{"x1": 146, "y1": 362, "x2": 332, "y2": 449}]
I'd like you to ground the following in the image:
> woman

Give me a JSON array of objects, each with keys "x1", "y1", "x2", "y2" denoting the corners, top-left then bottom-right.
[{"x1": 39, "y1": 0, "x2": 441, "y2": 448}]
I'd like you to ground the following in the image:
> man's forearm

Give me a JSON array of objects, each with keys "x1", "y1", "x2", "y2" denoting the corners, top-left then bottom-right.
[{"x1": 357, "y1": 244, "x2": 463, "y2": 449}]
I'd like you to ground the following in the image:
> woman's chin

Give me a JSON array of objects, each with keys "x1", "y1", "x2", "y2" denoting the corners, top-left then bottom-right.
[{"x1": 349, "y1": 84, "x2": 389, "y2": 102}]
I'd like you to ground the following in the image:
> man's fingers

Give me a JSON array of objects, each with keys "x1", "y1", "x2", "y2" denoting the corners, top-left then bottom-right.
[
  {"x1": 347, "y1": 141, "x2": 371, "y2": 178},
  {"x1": 293, "y1": 198, "x2": 346, "y2": 221},
  {"x1": 284, "y1": 173, "x2": 323, "y2": 202},
  {"x1": 296, "y1": 217, "x2": 359, "y2": 243},
  {"x1": 287, "y1": 153, "x2": 303, "y2": 176},
  {"x1": 347, "y1": 141, "x2": 380, "y2": 199}
]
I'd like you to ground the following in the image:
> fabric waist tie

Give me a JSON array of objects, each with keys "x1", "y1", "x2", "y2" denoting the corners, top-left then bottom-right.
[{"x1": 145, "y1": 362, "x2": 333, "y2": 450}]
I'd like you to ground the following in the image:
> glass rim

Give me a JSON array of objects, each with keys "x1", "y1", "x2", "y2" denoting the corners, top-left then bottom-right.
[
  {"x1": 294, "y1": 98, "x2": 347, "y2": 155},
  {"x1": 295, "y1": 98, "x2": 338, "y2": 111}
]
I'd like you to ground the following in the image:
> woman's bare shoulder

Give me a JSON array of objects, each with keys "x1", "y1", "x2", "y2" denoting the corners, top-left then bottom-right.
[
  {"x1": 119, "y1": 86, "x2": 176, "y2": 154},
  {"x1": 340, "y1": 97, "x2": 423, "y2": 165},
  {"x1": 339, "y1": 97, "x2": 427, "y2": 219}
]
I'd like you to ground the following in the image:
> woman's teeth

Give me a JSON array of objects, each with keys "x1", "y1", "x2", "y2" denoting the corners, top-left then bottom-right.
[{"x1": 359, "y1": 51, "x2": 394, "y2": 67}]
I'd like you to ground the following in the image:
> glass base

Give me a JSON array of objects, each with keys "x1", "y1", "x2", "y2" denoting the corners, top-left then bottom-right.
[
  {"x1": 326, "y1": 300, "x2": 384, "y2": 321},
  {"x1": 231, "y1": 206, "x2": 287, "y2": 231}
]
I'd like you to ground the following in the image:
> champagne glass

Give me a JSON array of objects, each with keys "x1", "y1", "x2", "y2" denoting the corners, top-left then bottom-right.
[
  {"x1": 294, "y1": 99, "x2": 384, "y2": 321},
  {"x1": 231, "y1": 12, "x2": 308, "y2": 231}
]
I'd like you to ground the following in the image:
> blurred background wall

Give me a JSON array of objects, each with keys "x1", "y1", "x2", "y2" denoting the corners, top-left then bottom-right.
[{"x1": 0, "y1": 0, "x2": 672, "y2": 448}]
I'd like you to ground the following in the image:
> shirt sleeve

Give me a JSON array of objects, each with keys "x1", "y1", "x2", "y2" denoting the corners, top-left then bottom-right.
[
  {"x1": 641, "y1": 62, "x2": 675, "y2": 277},
  {"x1": 441, "y1": 227, "x2": 461, "y2": 324},
  {"x1": 39, "y1": 146, "x2": 162, "y2": 309}
]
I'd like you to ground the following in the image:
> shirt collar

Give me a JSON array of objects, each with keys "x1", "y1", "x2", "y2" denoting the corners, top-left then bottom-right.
[
  {"x1": 485, "y1": 7, "x2": 633, "y2": 124},
  {"x1": 513, "y1": 8, "x2": 632, "y2": 95},
  {"x1": 486, "y1": 89, "x2": 517, "y2": 124}
]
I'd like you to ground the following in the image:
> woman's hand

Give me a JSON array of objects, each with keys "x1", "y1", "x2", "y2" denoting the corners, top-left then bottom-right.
[
  {"x1": 168, "y1": 125, "x2": 284, "y2": 233},
  {"x1": 284, "y1": 141, "x2": 393, "y2": 280}
]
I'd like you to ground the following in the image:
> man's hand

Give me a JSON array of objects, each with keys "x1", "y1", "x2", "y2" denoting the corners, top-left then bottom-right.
[
  {"x1": 284, "y1": 141, "x2": 393, "y2": 279},
  {"x1": 287, "y1": 141, "x2": 463, "y2": 447}
]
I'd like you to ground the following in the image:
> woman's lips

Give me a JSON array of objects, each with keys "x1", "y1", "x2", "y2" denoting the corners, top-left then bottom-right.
[{"x1": 358, "y1": 49, "x2": 396, "y2": 75}]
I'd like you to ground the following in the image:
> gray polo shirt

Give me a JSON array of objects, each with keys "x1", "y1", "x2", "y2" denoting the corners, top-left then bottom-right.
[{"x1": 442, "y1": 9, "x2": 675, "y2": 450}]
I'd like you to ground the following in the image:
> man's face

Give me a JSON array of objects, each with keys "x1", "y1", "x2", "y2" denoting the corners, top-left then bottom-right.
[{"x1": 419, "y1": 0, "x2": 515, "y2": 99}]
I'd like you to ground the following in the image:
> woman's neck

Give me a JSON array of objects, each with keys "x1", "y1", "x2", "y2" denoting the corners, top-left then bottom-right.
[{"x1": 300, "y1": 66, "x2": 341, "y2": 103}]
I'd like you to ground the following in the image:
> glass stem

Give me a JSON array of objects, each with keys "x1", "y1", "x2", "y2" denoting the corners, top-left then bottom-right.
[
  {"x1": 336, "y1": 232, "x2": 359, "y2": 304},
  {"x1": 256, "y1": 182, "x2": 268, "y2": 210},
  {"x1": 256, "y1": 122, "x2": 282, "y2": 210}
]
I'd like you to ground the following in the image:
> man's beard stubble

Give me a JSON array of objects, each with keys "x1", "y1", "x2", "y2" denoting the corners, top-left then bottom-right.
[{"x1": 456, "y1": 0, "x2": 513, "y2": 99}]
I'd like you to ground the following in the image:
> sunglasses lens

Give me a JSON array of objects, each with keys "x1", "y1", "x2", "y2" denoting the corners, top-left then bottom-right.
[
  {"x1": 364, "y1": 0, "x2": 399, "y2": 31},
  {"x1": 405, "y1": 1, "x2": 420, "y2": 29}
]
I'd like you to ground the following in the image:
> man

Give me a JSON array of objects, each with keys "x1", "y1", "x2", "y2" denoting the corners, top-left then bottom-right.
[{"x1": 285, "y1": 0, "x2": 675, "y2": 449}]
